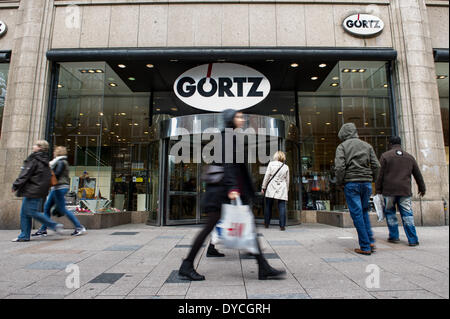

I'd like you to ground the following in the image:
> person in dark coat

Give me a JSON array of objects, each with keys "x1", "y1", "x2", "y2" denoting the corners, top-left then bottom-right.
[
  {"x1": 178, "y1": 109, "x2": 286, "y2": 281},
  {"x1": 11, "y1": 140, "x2": 64, "y2": 242},
  {"x1": 375, "y1": 136, "x2": 426, "y2": 246}
]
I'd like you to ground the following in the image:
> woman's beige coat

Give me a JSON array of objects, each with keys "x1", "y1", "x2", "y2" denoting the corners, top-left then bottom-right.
[{"x1": 261, "y1": 161, "x2": 290, "y2": 201}]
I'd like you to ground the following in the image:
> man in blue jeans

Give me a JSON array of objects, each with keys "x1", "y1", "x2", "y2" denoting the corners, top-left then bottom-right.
[
  {"x1": 375, "y1": 136, "x2": 425, "y2": 246},
  {"x1": 335, "y1": 123, "x2": 380, "y2": 255}
]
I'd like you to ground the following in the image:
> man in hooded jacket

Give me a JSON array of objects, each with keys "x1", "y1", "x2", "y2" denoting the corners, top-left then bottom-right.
[{"x1": 334, "y1": 123, "x2": 380, "y2": 255}]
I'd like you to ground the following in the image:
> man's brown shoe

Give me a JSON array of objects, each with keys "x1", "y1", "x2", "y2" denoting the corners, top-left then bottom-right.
[
  {"x1": 354, "y1": 248, "x2": 371, "y2": 255},
  {"x1": 370, "y1": 244, "x2": 376, "y2": 252}
]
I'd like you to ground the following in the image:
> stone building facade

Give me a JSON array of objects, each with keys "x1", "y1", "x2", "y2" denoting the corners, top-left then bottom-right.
[{"x1": 0, "y1": 0, "x2": 448, "y2": 228}]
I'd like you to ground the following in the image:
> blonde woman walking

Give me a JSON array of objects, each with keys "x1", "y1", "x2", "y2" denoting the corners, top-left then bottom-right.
[{"x1": 261, "y1": 151, "x2": 290, "y2": 230}]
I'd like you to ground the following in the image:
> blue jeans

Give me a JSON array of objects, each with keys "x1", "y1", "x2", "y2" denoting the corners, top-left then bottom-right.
[
  {"x1": 18, "y1": 197, "x2": 59, "y2": 240},
  {"x1": 39, "y1": 188, "x2": 82, "y2": 231},
  {"x1": 264, "y1": 197, "x2": 287, "y2": 228},
  {"x1": 384, "y1": 196, "x2": 419, "y2": 245},
  {"x1": 344, "y1": 182, "x2": 374, "y2": 252}
]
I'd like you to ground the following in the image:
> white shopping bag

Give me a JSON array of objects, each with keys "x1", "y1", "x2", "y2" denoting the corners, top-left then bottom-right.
[
  {"x1": 211, "y1": 196, "x2": 259, "y2": 254},
  {"x1": 373, "y1": 194, "x2": 385, "y2": 222}
]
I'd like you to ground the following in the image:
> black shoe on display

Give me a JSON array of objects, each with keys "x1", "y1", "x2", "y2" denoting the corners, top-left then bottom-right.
[
  {"x1": 257, "y1": 258, "x2": 286, "y2": 280},
  {"x1": 31, "y1": 230, "x2": 47, "y2": 237},
  {"x1": 178, "y1": 260, "x2": 205, "y2": 281},
  {"x1": 206, "y1": 244, "x2": 225, "y2": 257}
]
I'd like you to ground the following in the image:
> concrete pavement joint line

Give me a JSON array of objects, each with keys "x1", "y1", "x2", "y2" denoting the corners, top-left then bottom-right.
[{"x1": 264, "y1": 236, "x2": 312, "y2": 299}]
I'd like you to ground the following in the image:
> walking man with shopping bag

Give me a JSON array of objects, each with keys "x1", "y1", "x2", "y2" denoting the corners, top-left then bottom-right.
[
  {"x1": 375, "y1": 136, "x2": 426, "y2": 246},
  {"x1": 334, "y1": 123, "x2": 380, "y2": 255}
]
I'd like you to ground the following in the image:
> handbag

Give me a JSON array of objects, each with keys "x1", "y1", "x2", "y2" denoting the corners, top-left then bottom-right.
[
  {"x1": 50, "y1": 170, "x2": 58, "y2": 187},
  {"x1": 211, "y1": 196, "x2": 259, "y2": 254},
  {"x1": 201, "y1": 165, "x2": 224, "y2": 185},
  {"x1": 263, "y1": 163, "x2": 285, "y2": 197}
]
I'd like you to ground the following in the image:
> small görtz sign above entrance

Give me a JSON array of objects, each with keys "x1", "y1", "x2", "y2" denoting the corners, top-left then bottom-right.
[
  {"x1": 174, "y1": 63, "x2": 271, "y2": 112},
  {"x1": 343, "y1": 13, "x2": 384, "y2": 37},
  {"x1": 0, "y1": 20, "x2": 7, "y2": 37}
]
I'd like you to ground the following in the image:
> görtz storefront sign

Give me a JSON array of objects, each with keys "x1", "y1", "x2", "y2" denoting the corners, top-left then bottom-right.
[
  {"x1": 174, "y1": 63, "x2": 271, "y2": 112},
  {"x1": 343, "y1": 13, "x2": 384, "y2": 37},
  {"x1": 0, "y1": 20, "x2": 7, "y2": 37}
]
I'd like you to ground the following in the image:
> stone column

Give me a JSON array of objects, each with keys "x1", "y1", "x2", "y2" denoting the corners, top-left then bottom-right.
[
  {"x1": 390, "y1": 0, "x2": 448, "y2": 225},
  {"x1": 0, "y1": 0, "x2": 54, "y2": 229}
]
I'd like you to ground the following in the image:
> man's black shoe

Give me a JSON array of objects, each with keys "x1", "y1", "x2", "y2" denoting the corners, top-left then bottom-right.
[
  {"x1": 409, "y1": 242, "x2": 420, "y2": 247},
  {"x1": 388, "y1": 238, "x2": 400, "y2": 243},
  {"x1": 31, "y1": 230, "x2": 47, "y2": 237},
  {"x1": 179, "y1": 260, "x2": 205, "y2": 281},
  {"x1": 206, "y1": 244, "x2": 225, "y2": 257}
]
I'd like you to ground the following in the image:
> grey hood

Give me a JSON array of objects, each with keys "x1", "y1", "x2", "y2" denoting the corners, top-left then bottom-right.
[{"x1": 338, "y1": 123, "x2": 359, "y2": 141}]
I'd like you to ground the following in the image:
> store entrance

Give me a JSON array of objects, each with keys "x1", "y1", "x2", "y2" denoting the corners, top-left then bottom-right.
[{"x1": 152, "y1": 113, "x2": 301, "y2": 226}]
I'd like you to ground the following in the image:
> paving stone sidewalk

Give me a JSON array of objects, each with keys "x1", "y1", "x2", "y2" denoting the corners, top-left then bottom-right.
[{"x1": 0, "y1": 223, "x2": 448, "y2": 299}]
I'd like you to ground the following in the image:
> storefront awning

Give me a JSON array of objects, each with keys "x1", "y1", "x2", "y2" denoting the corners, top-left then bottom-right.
[
  {"x1": 434, "y1": 49, "x2": 449, "y2": 62},
  {"x1": 46, "y1": 47, "x2": 397, "y2": 62},
  {"x1": 0, "y1": 51, "x2": 11, "y2": 63}
]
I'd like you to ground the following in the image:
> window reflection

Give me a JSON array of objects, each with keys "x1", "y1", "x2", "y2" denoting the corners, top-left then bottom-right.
[
  {"x1": 0, "y1": 62, "x2": 9, "y2": 138},
  {"x1": 299, "y1": 61, "x2": 392, "y2": 211}
]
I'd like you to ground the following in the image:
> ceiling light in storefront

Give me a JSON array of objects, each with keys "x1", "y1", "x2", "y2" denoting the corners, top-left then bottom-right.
[
  {"x1": 115, "y1": 123, "x2": 119, "y2": 126},
  {"x1": 88, "y1": 69, "x2": 95, "y2": 74},
  {"x1": 118, "y1": 64, "x2": 126, "y2": 68},
  {"x1": 383, "y1": 84, "x2": 388, "y2": 88},
  {"x1": 77, "y1": 132, "x2": 81, "y2": 135},
  {"x1": 266, "y1": 59, "x2": 275, "y2": 62},
  {"x1": 110, "y1": 132, "x2": 114, "y2": 134},
  {"x1": 380, "y1": 132, "x2": 385, "y2": 135},
  {"x1": 358, "y1": 69, "x2": 366, "y2": 73},
  {"x1": 99, "y1": 112, "x2": 104, "y2": 116},
  {"x1": 306, "y1": 122, "x2": 311, "y2": 125},
  {"x1": 66, "y1": 139, "x2": 71, "y2": 141},
  {"x1": 319, "y1": 63, "x2": 327, "y2": 68},
  {"x1": 342, "y1": 69, "x2": 350, "y2": 73},
  {"x1": 330, "y1": 83, "x2": 339, "y2": 87},
  {"x1": 364, "y1": 122, "x2": 369, "y2": 126},
  {"x1": 437, "y1": 75, "x2": 448, "y2": 79},
  {"x1": 325, "y1": 122, "x2": 331, "y2": 125},
  {"x1": 128, "y1": 77, "x2": 136, "y2": 81},
  {"x1": 290, "y1": 108, "x2": 294, "y2": 112},
  {"x1": 290, "y1": 63, "x2": 299, "y2": 68},
  {"x1": 134, "y1": 123, "x2": 139, "y2": 126},
  {"x1": 95, "y1": 69, "x2": 104, "y2": 73},
  {"x1": 144, "y1": 131, "x2": 149, "y2": 134},
  {"x1": 96, "y1": 123, "x2": 100, "y2": 126},
  {"x1": 321, "y1": 138, "x2": 325, "y2": 141},
  {"x1": 156, "y1": 108, "x2": 161, "y2": 111},
  {"x1": 316, "y1": 112, "x2": 320, "y2": 115},
  {"x1": 146, "y1": 64, "x2": 154, "y2": 68},
  {"x1": 109, "y1": 83, "x2": 117, "y2": 87},
  {"x1": 338, "y1": 111, "x2": 343, "y2": 114},
  {"x1": 170, "y1": 59, "x2": 178, "y2": 62},
  {"x1": 332, "y1": 76, "x2": 339, "y2": 80},
  {"x1": 381, "y1": 113, "x2": 386, "y2": 116},
  {"x1": 351, "y1": 69, "x2": 358, "y2": 73},
  {"x1": 272, "y1": 109, "x2": 278, "y2": 112},
  {"x1": 120, "y1": 112, "x2": 126, "y2": 116},
  {"x1": 311, "y1": 76, "x2": 318, "y2": 80},
  {"x1": 90, "y1": 139, "x2": 95, "y2": 142},
  {"x1": 66, "y1": 123, "x2": 72, "y2": 127},
  {"x1": 57, "y1": 84, "x2": 64, "y2": 88},
  {"x1": 129, "y1": 123, "x2": 133, "y2": 126},
  {"x1": 80, "y1": 70, "x2": 87, "y2": 73},
  {"x1": 171, "y1": 107, "x2": 178, "y2": 111},
  {"x1": 79, "y1": 113, "x2": 84, "y2": 116}
]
